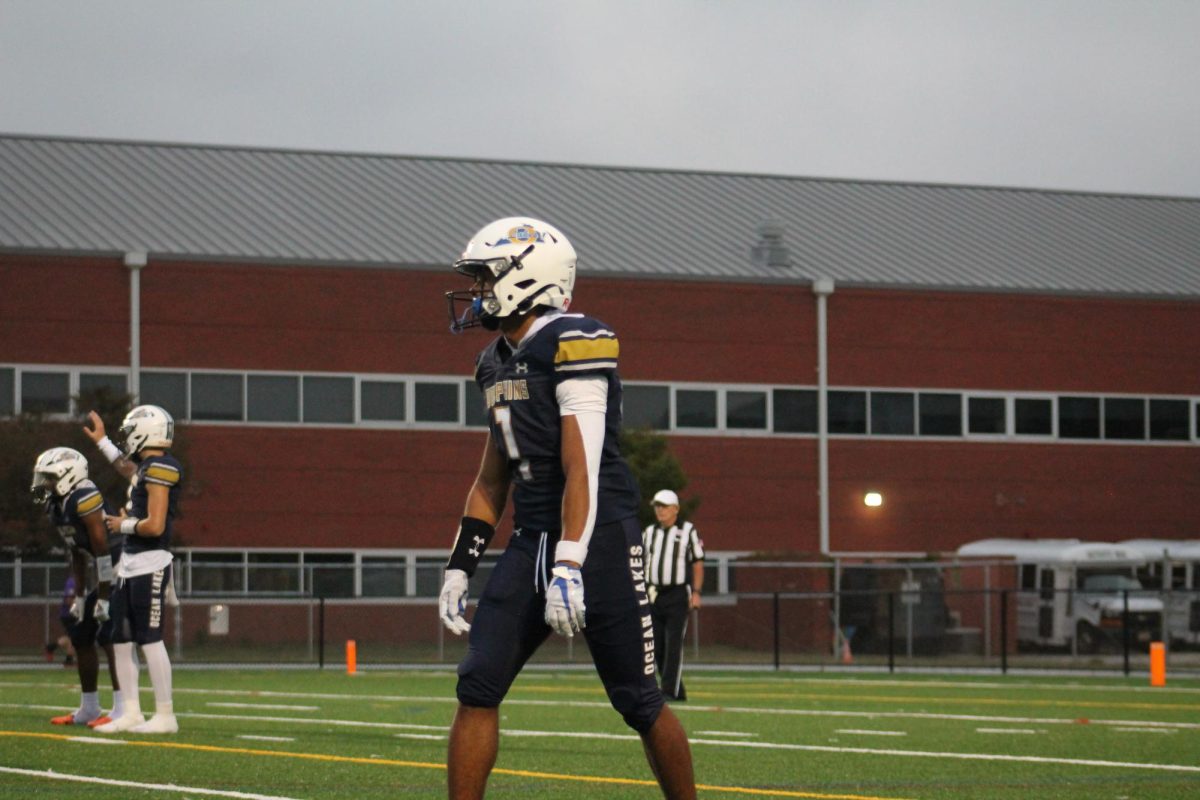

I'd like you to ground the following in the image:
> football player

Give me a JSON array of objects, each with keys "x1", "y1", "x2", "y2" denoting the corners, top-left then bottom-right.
[
  {"x1": 440, "y1": 218, "x2": 696, "y2": 799},
  {"x1": 84, "y1": 405, "x2": 182, "y2": 734},
  {"x1": 31, "y1": 447, "x2": 124, "y2": 727}
]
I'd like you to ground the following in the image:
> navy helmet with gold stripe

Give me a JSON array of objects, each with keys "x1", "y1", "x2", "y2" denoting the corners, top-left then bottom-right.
[{"x1": 447, "y1": 217, "x2": 577, "y2": 333}]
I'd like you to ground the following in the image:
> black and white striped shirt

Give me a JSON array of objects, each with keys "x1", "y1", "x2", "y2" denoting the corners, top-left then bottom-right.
[{"x1": 642, "y1": 521, "x2": 705, "y2": 587}]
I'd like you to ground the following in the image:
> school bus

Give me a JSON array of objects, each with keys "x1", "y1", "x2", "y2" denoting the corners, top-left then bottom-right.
[{"x1": 957, "y1": 539, "x2": 1164, "y2": 653}]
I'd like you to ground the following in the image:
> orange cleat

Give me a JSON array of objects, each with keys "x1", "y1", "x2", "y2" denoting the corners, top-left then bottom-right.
[
  {"x1": 50, "y1": 714, "x2": 79, "y2": 725},
  {"x1": 86, "y1": 715, "x2": 113, "y2": 728}
]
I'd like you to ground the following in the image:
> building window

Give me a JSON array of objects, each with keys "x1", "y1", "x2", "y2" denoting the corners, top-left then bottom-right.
[
  {"x1": 1059, "y1": 396, "x2": 1100, "y2": 439},
  {"x1": 968, "y1": 397, "x2": 1006, "y2": 434},
  {"x1": 623, "y1": 384, "x2": 669, "y2": 430},
  {"x1": 773, "y1": 389, "x2": 817, "y2": 434},
  {"x1": 248, "y1": 375, "x2": 299, "y2": 422},
  {"x1": 21, "y1": 371, "x2": 70, "y2": 414},
  {"x1": 303, "y1": 376, "x2": 354, "y2": 423},
  {"x1": 361, "y1": 380, "x2": 405, "y2": 422},
  {"x1": 726, "y1": 390, "x2": 766, "y2": 430},
  {"x1": 828, "y1": 390, "x2": 867, "y2": 434},
  {"x1": 361, "y1": 556, "x2": 406, "y2": 597},
  {"x1": 871, "y1": 391, "x2": 914, "y2": 435},
  {"x1": 0, "y1": 367, "x2": 14, "y2": 416},
  {"x1": 463, "y1": 380, "x2": 487, "y2": 427},
  {"x1": 141, "y1": 372, "x2": 188, "y2": 421},
  {"x1": 414, "y1": 381, "x2": 459, "y2": 423},
  {"x1": 919, "y1": 393, "x2": 962, "y2": 436},
  {"x1": 191, "y1": 373, "x2": 244, "y2": 421},
  {"x1": 79, "y1": 372, "x2": 127, "y2": 400},
  {"x1": 305, "y1": 553, "x2": 355, "y2": 598},
  {"x1": 247, "y1": 552, "x2": 300, "y2": 593},
  {"x1": 676, "y1": 389, "x2": 717, "y2": 428},
  {"x1": 1014, "y1": 398, "x2": 1052, "y2": 435},
  {"x1": 1103, "y1": 397, "x2": 1145, "y2": 440},
  {"x1": 1149, "y1": 399, "x2": 1189, "y2": 441}
]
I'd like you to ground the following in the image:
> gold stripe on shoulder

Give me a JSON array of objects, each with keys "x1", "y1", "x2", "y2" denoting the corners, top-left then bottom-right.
[
  {"x1": 555, "y1": 337, "x2": 619, "y2": 365},
  {"x1": 145, "y1": 465, "x2": 180, "y2": 484},
  {"x1": 76, "y1": 493, "x2": 103, "y2": 515}
]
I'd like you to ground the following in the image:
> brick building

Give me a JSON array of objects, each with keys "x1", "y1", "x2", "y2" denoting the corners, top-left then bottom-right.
[{"x1": 2, "y1": 134, "x2": 1198, "y2": 561}]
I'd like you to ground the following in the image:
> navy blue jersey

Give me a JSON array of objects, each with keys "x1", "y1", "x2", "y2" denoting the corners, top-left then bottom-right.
[
  {"x1": 474, "y1": 313, "x2": 640, "y2": 532},
  {"x1": 125, "y1": 454, "x2": 182, "y2": 554},
  {"x1": 46, "y1": 480, "x2": 121, "y2": 561}
]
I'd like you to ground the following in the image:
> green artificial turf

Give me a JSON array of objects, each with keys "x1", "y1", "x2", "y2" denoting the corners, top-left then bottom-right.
[{"x1": 2, "y1": 667, "x2": 1199, "y2": 799}]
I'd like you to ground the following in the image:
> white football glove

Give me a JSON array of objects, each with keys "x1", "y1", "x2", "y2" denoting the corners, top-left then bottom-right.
[
  {"x1": 438, "y1": 569, "x2": 471, "y2": 636},
  {"x1": 93, "y1": 597, "x2": 110, "y2": 623},
  {"x1": 69, "y1": 595, "x2": 86, "y2": 622},
  {"x1": 544, "y1": 564, "x2": 585, "y2": 637}
]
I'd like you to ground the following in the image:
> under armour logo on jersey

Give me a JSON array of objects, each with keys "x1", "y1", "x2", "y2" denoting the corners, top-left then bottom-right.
[
  {"x1": 515, "y1": 362, "x2": 529, "y2": 374},
  {"x1": 468, "y1": 535, "x2": 486, "y2": 557}
]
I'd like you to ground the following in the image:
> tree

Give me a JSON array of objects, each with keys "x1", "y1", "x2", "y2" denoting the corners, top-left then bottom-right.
[
  {"x1": 0, "y1": 388, "x2": 191, "y2": 556},
  {"x1": 619, "y1": 427, "x2": 699, "y2": 529}
]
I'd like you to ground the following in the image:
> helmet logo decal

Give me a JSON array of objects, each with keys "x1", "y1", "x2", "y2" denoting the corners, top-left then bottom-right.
[{"x1": 491, "y1": 225, "x2": 544, "y2": 247}]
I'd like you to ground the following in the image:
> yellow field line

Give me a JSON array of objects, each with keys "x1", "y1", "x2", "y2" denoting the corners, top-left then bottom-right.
[{"x1": 0, "y1": 730, "x2": 912, "y2": 800}]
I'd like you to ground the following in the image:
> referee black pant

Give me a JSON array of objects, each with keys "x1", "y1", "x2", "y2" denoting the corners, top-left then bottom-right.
[{"x1": 649, "y1": 584, "x2": 690, "y2": 701}]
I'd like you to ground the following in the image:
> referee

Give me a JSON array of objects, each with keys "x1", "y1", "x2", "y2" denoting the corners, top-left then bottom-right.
[{"x1": 642, "y1": 489, "x2": 705, "y2": 702}]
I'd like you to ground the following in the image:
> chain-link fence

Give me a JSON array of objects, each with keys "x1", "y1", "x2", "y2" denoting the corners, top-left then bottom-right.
[{"x1": 3, "y1": 553, "x2": 1199, "y2": 674}]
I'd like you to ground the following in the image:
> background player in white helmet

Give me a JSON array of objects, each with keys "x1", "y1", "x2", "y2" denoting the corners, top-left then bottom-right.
[
  {"x1": 84, "y1": 405, "x2": 183, "y2": 734},
  {"x1": 441, "y1": 217, "x2": 697, "y2": 799},
  {"x1": 31, "y1": 447, "x2": 124, "y2": 727}
]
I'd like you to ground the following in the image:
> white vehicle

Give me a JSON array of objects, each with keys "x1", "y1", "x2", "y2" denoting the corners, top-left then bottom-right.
[
  {"x1": 1120, "y1": 539, "x2": 1200, "y2": 647},
  {"x1": 957, "y1": 539, "x2": 1165, "y2": 653}
]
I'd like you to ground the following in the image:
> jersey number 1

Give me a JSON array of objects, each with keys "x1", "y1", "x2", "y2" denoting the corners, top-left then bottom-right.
[{"x1": 491, "y1": 406, "x2": 533, "y2": 481}]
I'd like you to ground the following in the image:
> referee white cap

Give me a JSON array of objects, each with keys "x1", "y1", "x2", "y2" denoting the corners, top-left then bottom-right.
[{"x1": 651, "y1": 489, "x2": 680, "y2": 507}]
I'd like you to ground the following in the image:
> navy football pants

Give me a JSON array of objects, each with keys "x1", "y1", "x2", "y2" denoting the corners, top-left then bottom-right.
[{"x1": 456, "y1": 517, "x2": 664, "y2": 733}]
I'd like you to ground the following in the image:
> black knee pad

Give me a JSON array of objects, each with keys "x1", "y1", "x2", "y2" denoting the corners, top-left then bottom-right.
[
  {"x1": 610, "y1": 686, "x2": 664, "y2": 734},
  {"x1": 456, "y1": 657, "x2": 504, "y2": 709},
  {"x1": 95, "y1": 619, "x2": 114, "y2": 648},
  {"x1": 67, "y1": 617, "x2": 97, "y2": 650}
]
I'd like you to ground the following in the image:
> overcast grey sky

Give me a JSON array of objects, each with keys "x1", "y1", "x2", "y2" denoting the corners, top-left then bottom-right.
[{"x1": 2, "y1": 1, "x2": 1197, "y2": 197}]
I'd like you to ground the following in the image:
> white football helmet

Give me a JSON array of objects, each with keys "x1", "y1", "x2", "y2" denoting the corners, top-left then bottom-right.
[
  {"x1": 31, "y1": 447, "x2": 89, "y2": 503},
  {"x1": 118, "y1": 404, "x2": 174, "y2": 455},
  {"x1": 446, "y1": 217, "x2": 576, "y2": 332}
]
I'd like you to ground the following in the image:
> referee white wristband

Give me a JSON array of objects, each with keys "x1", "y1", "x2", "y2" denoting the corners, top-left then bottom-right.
[
  {"x1": 119, "y1": 517, "x2": 140, "y2": 535},
  {"x1": 97, "y1": 436, "x2": 121, "y2": 463}
]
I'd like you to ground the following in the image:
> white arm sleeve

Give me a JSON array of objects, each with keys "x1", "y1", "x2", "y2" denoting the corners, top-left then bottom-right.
[{"x1": 554, "y1": 377, "x2": 608, "y2": 565}]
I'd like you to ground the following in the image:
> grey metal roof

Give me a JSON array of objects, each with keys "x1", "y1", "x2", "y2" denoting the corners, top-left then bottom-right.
[{"x1": 2, "y1": 134, "x2": 1198, "y2": 298}]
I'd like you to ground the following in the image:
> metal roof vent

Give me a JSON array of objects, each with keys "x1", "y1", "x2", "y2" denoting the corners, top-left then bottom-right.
[{"x1": 751, "y1": 220, "x2": 792, "y2": 268}]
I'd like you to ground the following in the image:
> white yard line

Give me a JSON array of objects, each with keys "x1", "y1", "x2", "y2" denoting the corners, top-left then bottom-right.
[
  {"x1": 7, "y1": 701, "x2": 1200, "y2": 776},
  {"x1": 1113, "y1": 727, "x2": 1177, "y2": 734},
  {"x1": 683, "y1": 738, "x2": 1200, "y2": 774},
  {"x1": 236, "y1": 735, "x2": 297, "y2": 742},
  {"x1": 695, "y1": 730, "x2": 758, "y2": 737},
  {"x1": 6, "y1": 691, "x2": 1200, "y2": 731},
  {"x1": 393, "y1": 733, "x2": 447, "y2": 741},
  {"x1": 974, "y1": 728, "x2": 1043, "y2": 735},
  {"x1": 0, "y1": 765, "x2": 304, "y2": 800},
  {"x1": 835, "y1": 729, "x2": 907, "y2": 736},
  {"x1": 208, "y1": 702, "x2": 319, "y2": 711},
  {"x1": 692, "y1": 675, "x2": 1200, "y2": 695}
]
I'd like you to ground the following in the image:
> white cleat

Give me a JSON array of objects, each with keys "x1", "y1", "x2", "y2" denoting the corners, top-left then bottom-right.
[
  {"x1": 130, "y1": 714, "x2": 178, "y2": 734},
  {"x1": 93, "y1": 713, "x2": 145, "y2": 733}
]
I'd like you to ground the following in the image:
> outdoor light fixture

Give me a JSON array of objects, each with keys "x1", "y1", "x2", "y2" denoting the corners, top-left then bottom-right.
[{"x1": 864, "y1": 492, "x2": 883, "y2": 507}]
